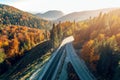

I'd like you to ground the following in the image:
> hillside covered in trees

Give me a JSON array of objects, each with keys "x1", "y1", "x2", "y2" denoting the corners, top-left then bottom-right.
[
  {"x1": 0, "y1": 25, "x2": 49, "y2": 75},
  {"x1": 75, "y1": 10, "x2": 120, "y2": 80},
  {"x1": 53, "y1": 9, "x2": 120, "y2": 80},
  {"x1": 0, "y1": 4, "x2": 52, "y2": 76},
  {"x1": 0, "y1": 4, "x2": 51, "y2": 29},
  {"x1": 74, "y1": 10, "x2": 120, "y2": 80}
]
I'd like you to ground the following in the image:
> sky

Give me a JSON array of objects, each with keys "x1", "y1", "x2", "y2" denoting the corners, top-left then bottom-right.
[{"x1": 0, "y1": 0, "x2": 120, "y2": 14}]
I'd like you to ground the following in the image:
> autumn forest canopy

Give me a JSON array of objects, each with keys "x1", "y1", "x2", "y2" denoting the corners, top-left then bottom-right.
[
  {"x1": 0, "y1": 4, "x2": 51, "y2": 75},
  {"x1": 75, "y1": 10, "x2": 120, "y2": 80},
  {"x1": 0, "y1": 4, "x2": 51, "y2": 29}
]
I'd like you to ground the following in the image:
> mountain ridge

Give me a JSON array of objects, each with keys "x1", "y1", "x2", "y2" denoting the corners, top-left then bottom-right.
[
  {"x1": 56, "y1": 8, "x2": 118, "y2": 22},
  {"x1": 0, "y1": 4, "x2": 51, "y2": 29},
  {"x1": 36, "y1": 10, "x2": 64, "y2": 20}
]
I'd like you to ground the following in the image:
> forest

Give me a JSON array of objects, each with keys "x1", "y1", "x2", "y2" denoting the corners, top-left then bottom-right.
[
  {"x1": 0, "y1": 4, "x2": 53, "y2": 76},
  {"x1": 54, "y1": 9, "x2": 120, "y2": 80},
  {"x1": 74, "y1": 10, "x2": 120, "y2": 80},
  {"x1": 0, "y1": 25, "x2": 49, "y2": 75},
  {"x1": 0, "y1": 4, "x2": 51, "y2": 29}
]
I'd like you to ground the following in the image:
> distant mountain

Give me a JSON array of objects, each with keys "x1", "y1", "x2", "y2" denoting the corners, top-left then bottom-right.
[
  {"x1": 56, "y1": 8, "x2": 117, "y2": 22},
  {"x1": 0, "y1": 4, "x2": 51, "y2": 29},
  {"x1": 36, "y1": 10, "x2": 64, "y2": 20}
]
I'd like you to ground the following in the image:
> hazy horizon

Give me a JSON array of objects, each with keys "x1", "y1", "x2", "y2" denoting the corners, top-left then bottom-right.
[{"x1": 0, "y1": 0, "x2": 120, "y2": 14}]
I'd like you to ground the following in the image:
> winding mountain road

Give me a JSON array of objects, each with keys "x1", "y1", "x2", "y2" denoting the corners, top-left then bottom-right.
[{"x1": 30, "y1": 36, "x2": 96, "y2": 80}]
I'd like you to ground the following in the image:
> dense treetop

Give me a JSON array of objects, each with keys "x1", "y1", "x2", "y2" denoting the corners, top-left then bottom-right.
[
  {"x1": 0, "y1": 25, "x2": 50, "y2": 75},
  {"x1": 0, "y1": 4, "x2": 51, "y2": 29}
]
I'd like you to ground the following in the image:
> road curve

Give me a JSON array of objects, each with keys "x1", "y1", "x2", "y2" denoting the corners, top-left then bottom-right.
[
  {"x1": 66, "y1": 43, "x2": 96, "y2": 80},
  {"x1": 30, "y1": 36, "x2": 96, "y2": 80}
]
